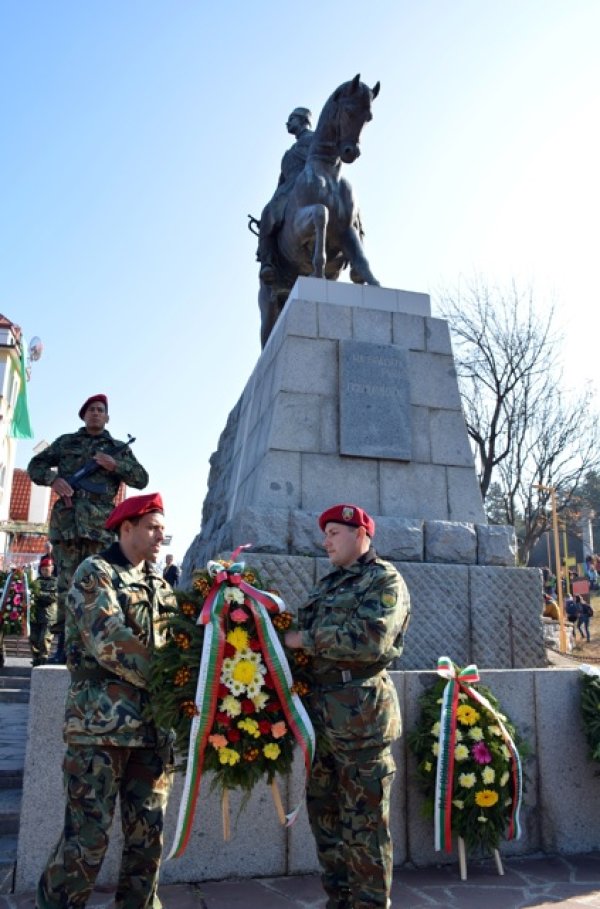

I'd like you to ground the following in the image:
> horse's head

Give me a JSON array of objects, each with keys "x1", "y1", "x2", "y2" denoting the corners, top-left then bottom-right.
[{"x1": 329, "y1": 74, "x2": 380, "y2": 164}]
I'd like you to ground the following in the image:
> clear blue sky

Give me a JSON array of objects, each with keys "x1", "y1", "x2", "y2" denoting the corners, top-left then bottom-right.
[{"x1": 2, "y1": 0, "x2": 599, "y2": 559}]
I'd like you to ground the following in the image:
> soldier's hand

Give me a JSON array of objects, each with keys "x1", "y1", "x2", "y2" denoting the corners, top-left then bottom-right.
[
  {"x1": 53, "y1": 477, "x2": 74, "y2": 507},
  {"x1": 94, "y1": 452, "x2": 116, "y2": 471},
  {"x1": 284, "y1": 631, "x2": 303, "y2": 649}
]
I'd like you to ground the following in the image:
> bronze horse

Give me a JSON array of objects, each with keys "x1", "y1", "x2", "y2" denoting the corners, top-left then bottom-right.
[{"x1": 256, "y1": 75, "x2": 380, "y2": 347}]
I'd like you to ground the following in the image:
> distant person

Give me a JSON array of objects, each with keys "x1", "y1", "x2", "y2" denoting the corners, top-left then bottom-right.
[
  {"x1": 29, "y1": 556, "x2": 57, "y2": 666},
  {"x1": 27, "y1": 394, "x2": 149, "y2": 664},
  {"x1": 566, "y1": 596, "x2": 581, "y2": 641},
  {"x1": 577, "y1": 596, "x2": 594, "y2": 642},
  {"x1": 584, "y1": 556, "x2": 598, "y2": 591},
  {"x1": 162, "y1": 554, "x2": 180, "y2": 588}
]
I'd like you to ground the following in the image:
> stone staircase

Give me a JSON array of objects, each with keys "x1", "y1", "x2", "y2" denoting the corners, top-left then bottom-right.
[{"x1": 0, "y1": 658, "x2": 31, "y2": 893}]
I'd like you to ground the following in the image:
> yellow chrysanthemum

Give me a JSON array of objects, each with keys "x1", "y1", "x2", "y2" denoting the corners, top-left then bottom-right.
[
  {"x1": 458, "y1": 773, "x2": 476, "y2": 789},
  {"x1": 431, "y1": 722, "x2": 440, "y2": 738},
  {"x1": 475, "y1": 789, "x2": 499, "y2": 808},
  {"x1": 454, "y1": 744, "x2": 469, "y2": 762},
  {"x1": 432, "y1": 742, "x2": 439, "y2": 756},
  {"x1": 233, "y1": 659, "x2": 259, "y2": 685},
  {"x1": 218, "y1": 747, "x2": 241, "y2": 766},
  {"x1": 227, "y1": 627, "x2": 249, "y2": 651},
  {"x1": 456, "y1": 704, "x2": 480, "y2": 726},
  {"x1": 238, "y1": 718, "x2": 260, "y2": 738},
  {"x1": 263, "y1": 743, "x2": 281, "y2": 760}
]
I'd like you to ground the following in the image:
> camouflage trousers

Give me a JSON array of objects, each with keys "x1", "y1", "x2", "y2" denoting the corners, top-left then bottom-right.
[
  {"x1": 306, "y1": 744, "x2": 396, "y2": 909},
  {"x1": 36, "y1": 743, "x2": 172, "y2": 909},
  {"x1": 29, "y1": 622, "x2": 53, "y2": 663},
  {"x1": 53, "y1": 540, "x2": 103, "y2": 628}
]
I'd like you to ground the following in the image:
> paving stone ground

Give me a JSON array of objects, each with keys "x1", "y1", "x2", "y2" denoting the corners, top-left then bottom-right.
[{"x1": 1, "y1": 854, "x2": 600, "y2": 908}]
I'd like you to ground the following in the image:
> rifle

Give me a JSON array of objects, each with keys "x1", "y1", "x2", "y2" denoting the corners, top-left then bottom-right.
[{"x1": 63, "y1": 434, "x2": 136, "y2": 495}]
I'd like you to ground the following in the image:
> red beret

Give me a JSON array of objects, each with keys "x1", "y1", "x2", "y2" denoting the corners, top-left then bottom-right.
[
  {"x1": 40, "y1": 556, "x2": 54, "y2": 567},
  {"x1": 318, "y1": 504, "x2": 375, "y2": 537},
  {"x1": 105, "y1": 492, "x2": 164, "y2": 532},
  {"x1": 78, "y1": 394, "x2": 108, "y2": 420}
]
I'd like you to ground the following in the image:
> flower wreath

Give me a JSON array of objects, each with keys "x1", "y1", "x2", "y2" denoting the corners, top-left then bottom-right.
[
  {"x1": 408, "y1": 658, "x2": 526, "y2": 855},
  {"x1": 148, "y1": 548, "x2": 315, "y2": 856},
  {"x1": 579, "y1": 664, "x2": 600, "y2": 763},
  {"x1": 0, "y1": 569, "x2": 31, "y2": 636}
]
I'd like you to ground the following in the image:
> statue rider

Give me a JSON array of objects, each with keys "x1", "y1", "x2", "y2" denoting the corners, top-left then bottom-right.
[{"x1": 257, "y1": 107, "x2": 314, "y2": 284}]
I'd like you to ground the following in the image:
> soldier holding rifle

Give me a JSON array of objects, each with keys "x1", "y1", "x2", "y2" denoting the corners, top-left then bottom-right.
[{"x1": 27, "y1": 394, "x2": 149, "y2": 663}]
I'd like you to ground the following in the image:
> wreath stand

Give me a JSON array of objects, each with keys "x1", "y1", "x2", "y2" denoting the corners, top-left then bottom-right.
[{"x1": 457, "y1": 837, "x2": 504, "y2": 881}]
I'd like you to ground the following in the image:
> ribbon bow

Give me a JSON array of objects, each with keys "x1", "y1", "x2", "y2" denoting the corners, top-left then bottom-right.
[{"x1": 434, "y1": 656, "x2": 523, "y2": 853}]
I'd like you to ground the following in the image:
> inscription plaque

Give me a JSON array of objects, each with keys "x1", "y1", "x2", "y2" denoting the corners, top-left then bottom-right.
[{"x1": 339, "y1": 340, "x2": 411, "y2": 460}]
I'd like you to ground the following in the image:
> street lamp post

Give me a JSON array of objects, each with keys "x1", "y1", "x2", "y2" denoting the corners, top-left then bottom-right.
[{"x1": 536, "y1": 484, "x2": 567, "y2": 653}]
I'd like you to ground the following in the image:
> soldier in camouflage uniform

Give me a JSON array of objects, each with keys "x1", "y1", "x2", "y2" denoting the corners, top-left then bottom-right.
[
  {"x1": 285, "y1": 504, "x2": 410, "y2": 909},
  {"x1": 27, "y1": 394, "x2": 149, "y2": 663},
  {"x1": 29, "y1": 556, "x2": 57, "y2": 666},
  {"x1": 36, "y1": 492, "x2": 175, "y2": 909}
]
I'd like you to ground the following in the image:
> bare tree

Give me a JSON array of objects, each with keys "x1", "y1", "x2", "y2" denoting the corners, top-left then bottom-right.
[{"x1": 438, "y1": 278, "x2": 600, "y2": 563}]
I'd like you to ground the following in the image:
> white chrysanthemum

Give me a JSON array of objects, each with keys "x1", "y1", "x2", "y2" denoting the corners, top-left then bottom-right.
[
  {"x1": 432, "y1": 742, "x2": 439, "y2": 756},
  {"x1": 229, "y1": 680, "x2": 245, "y2": 696},
  {"x1": 224, "y1": 586, "x2": 245, "y2": 604},
  {"x1": 458, "y1": 773, "x2": 476, "y2": 789},
  {"x1": 458, "y1": 692, "x2": 468, "y2": 702},
  {"x1": 431, "y1": 722, "x2": 441, "y2": 738},
  {"x1": 252, "y1": 691, "x2": 269, "y2": 710},
  {"x1": 500, "y1": 770, "x2": 510, "y2": 786},
  {"x1": 468, "y1": 726, "x2": 484, "y2": 741},
  {"x1": 455, "y1": 744, "x2": 469, "y2": 762},
  {"x1": 455, "y1": 728, "x2": 463, "y2": 742},
  {"x1": 452, "y1": 799, "x2": 464, "y2": 810},
  {"x1": 245, "y1": 680, "x2": 264, "y2": 698},
  {"x1": 482, "y1": 766, "x2": 495, "y2": 784},
  {"x1": 477, "y1": 815, "x2": 488, "y2": 824},
  {"x1": 501, "y1": 744, "x2": 511, "y2": 759},
  {"x1": 488, "y1": 725, "x2": 502, "y2": 737}
]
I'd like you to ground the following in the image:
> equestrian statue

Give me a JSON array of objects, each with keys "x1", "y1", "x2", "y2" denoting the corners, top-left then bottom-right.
[{"x1": 249, "y1": 74, "x2": 380, "y2": 347}]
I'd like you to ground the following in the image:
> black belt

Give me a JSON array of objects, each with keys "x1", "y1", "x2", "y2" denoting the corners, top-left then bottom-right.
[{"x1": 314, "y1": 665, "x2": 386, "y2": 686}]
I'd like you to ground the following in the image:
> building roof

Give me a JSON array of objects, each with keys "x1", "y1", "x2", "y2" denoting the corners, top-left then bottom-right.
[{"x1": 9, "y1": 469, "x2": 33, "y2": 521}]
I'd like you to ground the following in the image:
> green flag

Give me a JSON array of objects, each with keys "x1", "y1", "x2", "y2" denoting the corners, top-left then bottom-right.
[{"x1": 9, "y1": 341, "x2": 34, "y2": 439}]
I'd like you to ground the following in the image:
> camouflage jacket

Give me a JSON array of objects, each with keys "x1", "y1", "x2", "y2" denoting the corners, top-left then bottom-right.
[
  {"x1": 297, "y1": 548, "x2": 411, "y2": 752},
  {"x1": 27, "y1": 428, "x2": 148, "y2": 545},
  {"x1": 31, "y1": 576, "x2": 57, "y2": 623},
  {"x1": 64, "y1": 542, "x2": 176, "y2": 747}
]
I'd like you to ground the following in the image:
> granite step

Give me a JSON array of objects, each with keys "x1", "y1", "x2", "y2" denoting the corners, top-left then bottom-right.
[
  {"x1": 0, "y1": 676, "x2": 30, "y2": 691},
  {"x1": 0, "y1": 790, "x2": 21, "y2": 835},
  {"x1": 0, "y1": 836, "x2": 16, "y2": 895},
  {"x1": 0, "y1": 771, "x2": 23, "y2": 792},
  {"x1": 0, "y1": 690, "x2": 29, "y2": 705}
]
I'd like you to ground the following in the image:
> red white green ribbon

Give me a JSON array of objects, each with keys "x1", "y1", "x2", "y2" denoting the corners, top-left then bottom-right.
[
  {"x1": 167, "y1": 550, "x2": 315, "y2": 859},
  {"x1": 434, "y1": 656, "x2": 523, "y2": 853}
]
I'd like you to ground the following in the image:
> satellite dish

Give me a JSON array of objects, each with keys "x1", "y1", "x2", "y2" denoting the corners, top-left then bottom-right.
[{"x1": 29, "y1": 337, "x2": 43, "y2": 362}]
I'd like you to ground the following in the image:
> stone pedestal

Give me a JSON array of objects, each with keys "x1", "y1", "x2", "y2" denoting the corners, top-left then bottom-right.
[{"x1": 183, "y1": 277, "x2": 544, "y2": 669}]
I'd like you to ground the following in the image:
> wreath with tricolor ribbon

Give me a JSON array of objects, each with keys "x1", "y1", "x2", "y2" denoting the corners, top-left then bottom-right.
[
  {"x1": 408, "y1": 657, "x2": 526, "y2": 854},
  {"x1": 148, "y1": 547, "x2": 315, "y2": 856},
  {"x1": 0, "y1": 568, "x2": 32, "y2": 636}
]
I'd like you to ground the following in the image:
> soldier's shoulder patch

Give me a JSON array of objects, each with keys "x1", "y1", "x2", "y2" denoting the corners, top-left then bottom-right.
[{"x1": 381, "y1": 592, "x2": 397, "y2": 607}]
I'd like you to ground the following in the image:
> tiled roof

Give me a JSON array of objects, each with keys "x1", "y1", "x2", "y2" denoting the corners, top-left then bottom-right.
[
  {"x1": 9, "y1": 469, "x2": 31, "y2": 521},
  {"x1": 9, "y1": 469, "x2": 58, "y2": 522},
  {"x1": 11, "y1": 535, "x2": 47, "y2": 554}
]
